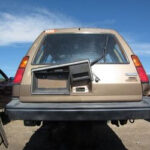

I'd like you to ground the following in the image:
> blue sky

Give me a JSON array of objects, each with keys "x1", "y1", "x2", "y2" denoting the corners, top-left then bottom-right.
[{"x1": 0, "y1": 0, "x2": 150, "y2": 76}]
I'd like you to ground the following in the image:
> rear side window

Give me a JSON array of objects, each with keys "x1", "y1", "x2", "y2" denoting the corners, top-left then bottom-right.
[
  {"x1": 102, "y1": 36, "x2": 127, "y2": 63},
  {"x1": 33, "y1": 33, "x2": 127, "y2": 65}
]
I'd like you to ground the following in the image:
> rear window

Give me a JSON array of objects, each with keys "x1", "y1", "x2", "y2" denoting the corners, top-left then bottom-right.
[{"x1": 33, "y1": 34, "x2": 127, "y2": 65}]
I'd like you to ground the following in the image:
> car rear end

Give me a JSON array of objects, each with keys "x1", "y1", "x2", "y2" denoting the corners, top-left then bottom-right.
[{"x1": 6, "y1": 28, "x2": 150, "y2": 123}]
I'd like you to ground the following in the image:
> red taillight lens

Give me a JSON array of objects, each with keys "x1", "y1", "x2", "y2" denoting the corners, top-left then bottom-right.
[
  {"x1": 136, "y1": 67, "x2": 149, "y2": 83},
  {"x1": 131, "y1": 55, "x2": 149, "y2": 83},
  {"x1": 13, "y1": 56, "x2": 29, "y2": 84},
  {"x1": 13, "y1": 68, "x2": 25, "y2": 84}
]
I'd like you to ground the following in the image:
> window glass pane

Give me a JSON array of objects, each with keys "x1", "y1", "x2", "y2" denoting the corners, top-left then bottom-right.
[
  {"x1": 102, "y1": 36, "x2": 127, "y2": 63},
  {"x1": 0, "y1": 73, "x2": 5, "y2": 82},
  {"x1": 33, "y1": 34, "x2": 127, "y2": 65}
]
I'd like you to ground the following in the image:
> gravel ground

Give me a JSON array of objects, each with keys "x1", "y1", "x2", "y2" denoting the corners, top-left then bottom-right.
[{"x1": 1, "y1": 120, "x2": 150, "y2": 150}]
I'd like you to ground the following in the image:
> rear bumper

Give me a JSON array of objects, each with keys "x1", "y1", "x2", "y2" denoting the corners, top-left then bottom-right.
[{"x1": 5, "y1": 97, "x2": 150, "y2": 121}]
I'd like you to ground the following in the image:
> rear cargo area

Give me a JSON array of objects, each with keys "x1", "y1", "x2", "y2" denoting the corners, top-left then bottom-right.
[{"x1": 32, "y1": 60, "x2": 92, "y2": 95}]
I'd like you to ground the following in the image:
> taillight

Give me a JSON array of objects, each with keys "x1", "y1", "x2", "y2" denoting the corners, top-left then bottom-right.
[
  {"x1": 131, "y1": 55, "x2": 149, "y2": 83},
  {"x1": 13, "y1": 56, "x2": 29, "y2": 84}
]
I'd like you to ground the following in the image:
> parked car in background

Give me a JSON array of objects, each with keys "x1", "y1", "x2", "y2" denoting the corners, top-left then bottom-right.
[
  {"x1": 148, "y1": 74, "x2": 150, "y2": 80},
  {"x1": 6, "y1": 28, "x2": 150, "y2": 126},
  {"x1": 0, "y1": 69, "x2": 13, "y2": 108},
  {"x1": 148, "y1": 74, "x2": 150, "y2": 96}
]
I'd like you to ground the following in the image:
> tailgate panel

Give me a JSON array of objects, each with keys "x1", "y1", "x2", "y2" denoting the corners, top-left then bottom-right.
[{"x1": 20, "y1": 64, "x2": 142, "y2": 102}]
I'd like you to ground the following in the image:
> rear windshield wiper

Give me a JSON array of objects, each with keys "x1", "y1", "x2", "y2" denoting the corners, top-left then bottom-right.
[
  {"x1": 90, "y1": 36, "x2": 109, "y2": 66},
  {"x1": 90, "y1": 53, "x2": 105, "y2": 66}
]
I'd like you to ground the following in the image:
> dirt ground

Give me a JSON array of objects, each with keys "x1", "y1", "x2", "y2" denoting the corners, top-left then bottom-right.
[{"x1": 1, "y1": 119, "x2": 150, "y2": 150}]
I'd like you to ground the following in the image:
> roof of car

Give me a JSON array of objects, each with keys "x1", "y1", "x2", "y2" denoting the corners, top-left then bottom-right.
[{"x1": 44, "y1": 28, "x2": 118, "y2": 34}]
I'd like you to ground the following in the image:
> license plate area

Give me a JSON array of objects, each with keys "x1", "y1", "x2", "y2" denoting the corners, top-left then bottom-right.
[{"x1": 32, "y1": 67, "x2": 70, "y2": 95}]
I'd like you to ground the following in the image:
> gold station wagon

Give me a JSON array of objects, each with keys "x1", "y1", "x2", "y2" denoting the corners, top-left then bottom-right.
[{"x1": 6, "y1": 28, "x2": 150, "y2": 126}]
